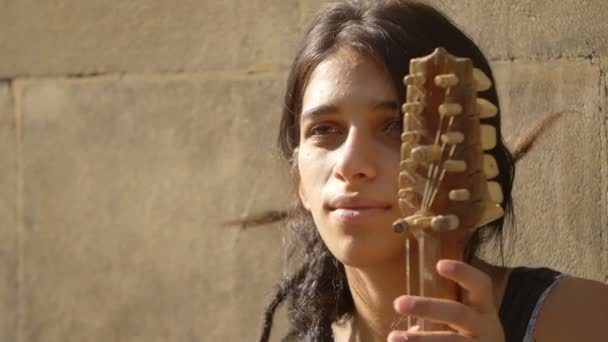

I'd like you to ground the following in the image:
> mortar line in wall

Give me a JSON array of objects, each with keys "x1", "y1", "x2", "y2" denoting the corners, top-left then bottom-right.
[
  {"x1": 0, "y1": 54, "x2": 602, "y2": 81},
  {"x1": 1, "y1": 69, "x2": 290, "y2": 83},
  {"x1": 11, "y1": 78, "x2": 24, "y2": 342}
]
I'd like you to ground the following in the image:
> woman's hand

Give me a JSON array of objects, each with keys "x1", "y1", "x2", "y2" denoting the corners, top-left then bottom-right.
[{"x1": 387, "y1": 260, "x2": 505, "y2": 342}]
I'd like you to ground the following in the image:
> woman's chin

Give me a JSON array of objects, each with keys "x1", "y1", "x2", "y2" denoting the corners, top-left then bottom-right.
[{"x1": 326, "y1": 233, "x2": 407, "y2": 268}]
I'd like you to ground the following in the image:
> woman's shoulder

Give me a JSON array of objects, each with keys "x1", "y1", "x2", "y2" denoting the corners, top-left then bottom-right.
[
  {"x1": 485, "y1": 263, "x2": 608, "y2": 341},
  {"x1": 534, "y1": 274, "x2": 608, "y2": 341}
]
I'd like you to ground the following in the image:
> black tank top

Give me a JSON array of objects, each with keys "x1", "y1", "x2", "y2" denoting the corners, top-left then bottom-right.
[{"x1": 498, "y1": 267, "x2": 563, "y2": 342}]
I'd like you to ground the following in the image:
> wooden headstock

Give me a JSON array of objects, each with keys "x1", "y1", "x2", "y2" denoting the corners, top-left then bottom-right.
[{"x1": 392, "y1": 47, "x2": 504, "y2": 330}]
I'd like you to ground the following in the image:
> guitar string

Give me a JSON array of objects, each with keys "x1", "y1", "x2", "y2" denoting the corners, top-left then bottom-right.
[
  {"x1": 422, "y1": 85, "x2": 454, "y2": 212},
  {"x1": 421, "y1": 114, "x2": 444, "y2": 212}
]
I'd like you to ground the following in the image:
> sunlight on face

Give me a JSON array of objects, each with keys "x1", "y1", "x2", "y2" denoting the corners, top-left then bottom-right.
[{"x1": 297, "y1": 48, "x2": 407, "y2": 267}]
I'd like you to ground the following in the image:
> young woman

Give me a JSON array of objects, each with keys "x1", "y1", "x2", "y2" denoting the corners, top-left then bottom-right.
[{"x1": 250, "y1": 0, "x2": 608, "y2": 341}]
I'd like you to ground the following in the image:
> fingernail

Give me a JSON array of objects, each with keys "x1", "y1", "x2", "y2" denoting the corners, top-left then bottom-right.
[
  {"x1": 394, "y1": 296, "x2": 415, "y2": 313},
  {"x1": 438, "y1": 260, "x2": 456, "y2": 274},
  {"x1": 387, "y1": 332, "x2": 408, "y2": 342}
]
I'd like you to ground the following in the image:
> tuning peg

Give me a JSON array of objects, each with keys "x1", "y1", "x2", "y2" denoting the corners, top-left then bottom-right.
[
  {"x1": 483, "y1": 154, "x2": 499, "y2": 178},
  {"x1": 441, "y1": 131, "x2": 465, "y2": 145},
  {"x1": 404, "y1": 73, "x2": 426, "y2": 86},
  {"x1": 399, "y1": 170, "x2": 416, "y2": 185},
  {"x1": 444, "y1": 160, "x2": 467, "y2": 172},
  {"x1": 477, "y1": 98, "x2": 498, "y2": 118},
  {"x1": 476, "y1": 203, "x2": 504, "y2": 228},
  {"x1": 431, "y1": 215, "x2": 460, "y2": 232},
  {"x1": 413, "y1": 216, "x2": 432, "y2": 228},
  {"x1": 403, "y1": 112, "x2": 423, "y2": 131},
  {"x1": 400, "y1": 159, "x2": 417, "y2": 171},
  {"x1": 439, "y1": 103, "x2": 463, "y2": 117},
  {"x1": 392, "y1": 218, "x2": 410, "y2": 234},
  {"x1": 449, "y1": 189, "x2": 471, "y2": 201},
  {"x1": 481, "y1": 125, "x2": 497, "y2": 150},
  {"x1": 473, "y1": 68, "x2": 492, "y2": 92},
  {"x1": 412, "y1": 145, "x2": 442, "y2": 163},
  {"x1": 407, "y1": 86, "x2": 426, "y2": 103},
  {"x1": 487, "y1": 181, "x2": 504, "y2": 203},
  {"x1": 399, "y1": 198, "x2": 416, "y2": 212},
  {"x1": 435, "y1": 73, "x2": 459, "y2": 88},
  {"x1": 402, "y1": 102, "x2": 424, "y2": 115},
  {"x1": 399, "y1": 187, "x2": 418, "y2": 200},
  {"x1": 401, "y1": 131, "x2": 420, "y2": 144},
  {"x1": 399, "y1": 172, "x2": 426, "y2": 196}
]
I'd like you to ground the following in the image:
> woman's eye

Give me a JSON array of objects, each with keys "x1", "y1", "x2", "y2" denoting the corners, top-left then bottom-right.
[
  {"x1": 310, "y1": 124, "x2": 339, "y2": 136},
  {"x1": 383, "y1": 117, "x2": 403, "y2": 135}
]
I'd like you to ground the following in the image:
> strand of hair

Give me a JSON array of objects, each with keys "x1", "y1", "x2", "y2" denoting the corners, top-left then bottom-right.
[
  {"x1": 509, "y1": 112, "x2": 566, "y2": 164},
  {"x1": 222, "y1": 210, "x2": 289, "y2": 228}
]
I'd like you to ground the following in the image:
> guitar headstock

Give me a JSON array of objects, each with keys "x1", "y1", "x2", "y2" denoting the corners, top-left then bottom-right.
[{"x1": 393, "y1": 47, "x2": 504, "y2": 237}]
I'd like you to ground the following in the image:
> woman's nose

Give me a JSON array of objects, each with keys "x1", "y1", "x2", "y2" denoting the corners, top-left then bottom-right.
[{"x1": 333, "y1": 127, "x2": 377, "y2": 184}]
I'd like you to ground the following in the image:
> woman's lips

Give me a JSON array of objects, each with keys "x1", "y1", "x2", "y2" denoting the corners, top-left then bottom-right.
[{"x1": 329, "y1": 206, "x2": 391, "y2": 222}]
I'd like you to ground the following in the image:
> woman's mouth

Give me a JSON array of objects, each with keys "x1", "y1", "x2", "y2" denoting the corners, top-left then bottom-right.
[
  {"x1": 326, "y1": 196, "x2": 392, "y2": 223},
  {"x1": 330, "y1": 207, "x2": 390, "y2": 220}
]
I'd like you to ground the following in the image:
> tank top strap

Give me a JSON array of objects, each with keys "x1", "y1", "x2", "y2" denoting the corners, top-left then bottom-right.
[{"x1": 498, "y1": 267, "x2": 565, "y2": 342}]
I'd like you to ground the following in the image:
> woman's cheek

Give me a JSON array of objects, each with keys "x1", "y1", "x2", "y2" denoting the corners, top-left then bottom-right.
[{"x1": 298, "y1": 147, "x2": 327, "y2": 208}]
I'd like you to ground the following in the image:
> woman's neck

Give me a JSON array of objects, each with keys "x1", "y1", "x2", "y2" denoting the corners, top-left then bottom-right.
[
  {"x1": 342, "y1": 253, "x2": 508, "y2": 342},
  {"x1": 344, "y1": 257, "x2": 408, "y2": 342}
]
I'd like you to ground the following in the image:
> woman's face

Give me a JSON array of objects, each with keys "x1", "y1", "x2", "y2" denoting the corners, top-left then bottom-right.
[{"x1": 297, "y1": 48, "x2": 407, "y2": 267}]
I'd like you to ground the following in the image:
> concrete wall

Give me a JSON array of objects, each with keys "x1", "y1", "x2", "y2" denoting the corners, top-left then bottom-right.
[{"x1": 0, "y1": 1, "x2": 605, "y2": 341}]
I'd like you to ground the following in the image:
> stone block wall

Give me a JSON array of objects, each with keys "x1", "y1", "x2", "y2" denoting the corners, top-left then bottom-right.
[{"x1": 0, "y1": 1, "x2": 606, "y2": 341}]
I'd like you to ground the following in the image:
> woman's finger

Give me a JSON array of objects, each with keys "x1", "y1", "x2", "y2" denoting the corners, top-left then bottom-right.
[
  {"x1": 436, "y1": 259, "x2": 495, "y2": 312},
  {"x1": 393, "y1": 295, "x2": 479, "y2": 334},
  {"x1": 388, "y1": 329, "x2": 472, "y2": 342}
]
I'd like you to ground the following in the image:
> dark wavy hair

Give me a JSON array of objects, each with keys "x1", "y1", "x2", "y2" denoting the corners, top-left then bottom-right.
[{"x1": 250, "y1": 1, "x2": 517, "y2": 341}]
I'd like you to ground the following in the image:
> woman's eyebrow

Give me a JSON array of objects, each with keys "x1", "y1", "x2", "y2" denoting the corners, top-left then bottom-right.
[
  {"x1": 373, "y1": 100, "x2": 399, "y2": 112},
  {"x1": 301, "y1": 100, "x2": 399, "y2": 119},
  {"x1": 301, "y1": 104, "x2": 339, "y2": 119}
]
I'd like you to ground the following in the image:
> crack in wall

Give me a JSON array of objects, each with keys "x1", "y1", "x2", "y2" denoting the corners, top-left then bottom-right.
[
  {"x1": 0, "y1": 79, "x2": 22, "y2": 342},
  {"x1": 489, "y1": 52, "x2": 600, "y2": 63},
  {"x1": 7, "y1": 78, "x2": 24, "y2": 342},
  {"x1": 585, "y1": 38, "x2": 608, "y2": 282},
  {"x1": 599, "y1": 66, "x2": 608, "y2": 282}
]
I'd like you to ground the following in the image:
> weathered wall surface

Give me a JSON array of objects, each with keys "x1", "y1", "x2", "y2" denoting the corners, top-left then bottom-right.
[{"x1": 0, "y1": 0, "x2": 606, "y2": 341}]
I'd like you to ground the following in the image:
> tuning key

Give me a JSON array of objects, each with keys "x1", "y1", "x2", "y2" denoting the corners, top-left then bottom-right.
[
  {"x1": 487, "y1": 181, "x2": 504, "y2": 203},
  {"x1": 431, "y1": 215, "x2": 460, "y2": 232},
  {"x1": 393, "y1": 218, "x2": 409, "y2": 234},
  {"x1": 449, "y1": 189, "x2": 471, "y2": 201},
  {"x1": 400, "y1": 159, "x2": 417, "y2": 171},
  {"x1": 402, "y1": 102, "x2": 424, "y2": 115},
  {"x1": 399, "y1": 199, "x2": 416, "y2": 213},
  {"x1": 441, "y1": 131, "x2": 465, "y2": 145},
  {"x1": 413, "y1": 216, "x2": 432, "y2": 228},
  {"x1": 480, "y1": 125, "x2": 497, "y2": 150},
  {"x1": 444, "y1": 160, "x2": 467, "y2": 172},
  {"x1": 483, "y1": 154, "x2": 499, "y2": 179},
  {"x1": 407, "y1": 86, "x2": 426, "y2": 103},
  {"x1": 404, "y1": 73, "x2": 426, "y2": 86},
  {"x1": 473, "y1": 68, "x2": 492, "y2": 92},
  {"x1": 411, "y1": 145, "x2": 442, "y2": 163},
  {"x1": 476, "y1": 203, "x2": 504, "y2": 228},
  {"x1": 435, "y1": 74, "x2": 459, "y2": 88},
  {"x1": 439, "y1": 103, "x2": 463, "y2": 116},
  {"x1": 477, "y1": 98, "x2": 498, "y2": 119},
  {"x1": 403, "y1": 112, "x2": 423, "y2": 131}
]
